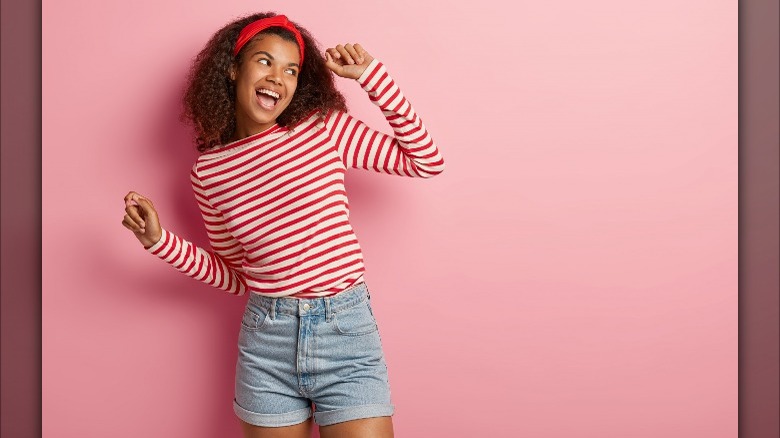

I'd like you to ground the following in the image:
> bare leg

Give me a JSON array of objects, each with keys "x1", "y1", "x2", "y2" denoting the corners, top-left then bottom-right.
[
  {"x1": 239, "y1": 417, "x2": 313, "y2": 438},
  {"x1": 319, "y1": 417, "x2": 394, "y2": 438}
]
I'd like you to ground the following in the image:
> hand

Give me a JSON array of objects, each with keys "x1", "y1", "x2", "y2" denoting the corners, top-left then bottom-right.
[
  {"x1": 122, "y1": 191, "x2": 162, "y2": 248},
  {"x1": 324, "y1": 43, "x2": 374, "y2": 80}
]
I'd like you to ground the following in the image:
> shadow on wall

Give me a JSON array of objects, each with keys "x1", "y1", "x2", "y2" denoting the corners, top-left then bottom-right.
[{"x1": 142, "y1": 68, "x2": 251, "y2": 437}]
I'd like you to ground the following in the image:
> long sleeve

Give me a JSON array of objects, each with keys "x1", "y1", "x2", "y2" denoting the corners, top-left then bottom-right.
[
  {"x1": 326, "y1": 59, "x2": 445, "y2": 177},
  {"x1": 144, "y1": 165, "x2": 247, "y2": 296}
]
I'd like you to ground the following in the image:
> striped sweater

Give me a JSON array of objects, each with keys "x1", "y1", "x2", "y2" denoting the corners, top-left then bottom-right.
[{"x1": 145, "y1": 59, "x2": 444, "y2": 298}]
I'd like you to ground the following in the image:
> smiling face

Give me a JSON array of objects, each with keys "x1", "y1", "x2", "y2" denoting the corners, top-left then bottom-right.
[{"x1": 230, "y1": 33, "x2": 301, "y2": 139}]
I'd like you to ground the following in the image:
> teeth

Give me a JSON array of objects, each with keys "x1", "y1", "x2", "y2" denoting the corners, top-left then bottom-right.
[{"x1": 257, "y1": 89, "x2": 280, "y2": 100}]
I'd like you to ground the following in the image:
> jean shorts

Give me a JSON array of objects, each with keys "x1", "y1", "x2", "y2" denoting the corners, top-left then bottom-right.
[{"x1": 233, "y1": 281, "x2": 394, "y2": 427}]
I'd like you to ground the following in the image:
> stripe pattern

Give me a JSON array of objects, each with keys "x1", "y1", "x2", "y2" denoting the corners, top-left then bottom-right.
[{"x1": 145, "y1": 59, "x2": 444, "y2": 298}]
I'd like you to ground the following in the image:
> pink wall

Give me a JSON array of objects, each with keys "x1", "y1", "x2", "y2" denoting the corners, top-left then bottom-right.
[{"x1": 43, "y1": 0, "x2": 736, "y2": 436}]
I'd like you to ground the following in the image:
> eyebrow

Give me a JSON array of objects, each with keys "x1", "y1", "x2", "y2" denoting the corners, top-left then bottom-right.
[{"x1": 251, "y1": 51, "x2": 300, "y2": 68}]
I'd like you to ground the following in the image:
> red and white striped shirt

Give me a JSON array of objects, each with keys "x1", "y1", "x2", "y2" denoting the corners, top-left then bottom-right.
[{"x1": 145, "y1": 59, "x2": 444, "y2": 298}]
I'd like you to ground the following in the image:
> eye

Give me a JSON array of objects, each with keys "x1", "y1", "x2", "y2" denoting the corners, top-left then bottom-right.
[
  {"x1": 285, "y1": 68, "x2": 298, "y2": 76},
  {"x1": 258, "y1": 58, "x2": 270, "y2": 66}
]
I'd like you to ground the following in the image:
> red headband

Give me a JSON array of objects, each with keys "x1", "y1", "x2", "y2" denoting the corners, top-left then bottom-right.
[{"x1": 233, "y1": 15, "x2": 305, "y2": 65}]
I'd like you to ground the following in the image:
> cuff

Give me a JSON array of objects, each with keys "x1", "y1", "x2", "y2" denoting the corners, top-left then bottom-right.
[
  {"x1": 356, "y1": 58, "x2": 384, "y2": 91},
  {"x1": 144, "y1": 228, "x2": 172, "y2": 255}
]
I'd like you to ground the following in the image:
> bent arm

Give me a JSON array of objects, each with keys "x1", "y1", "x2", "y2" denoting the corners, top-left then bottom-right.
[
  {"x1": 144, "y1": 167, "x2": 247, "y2": 296},
  {"x1": 328, "y1": 59, "x2": 445, "y2": 177}
]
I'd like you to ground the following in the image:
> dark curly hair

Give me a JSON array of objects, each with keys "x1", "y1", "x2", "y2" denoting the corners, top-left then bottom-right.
[{"x1": 182, "y1": 12, "x2": 348, "y2": 152}]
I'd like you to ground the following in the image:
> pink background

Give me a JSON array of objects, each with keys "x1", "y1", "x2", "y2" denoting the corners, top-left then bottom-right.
[{"x1": 42, "y1": 0, "x2": 736, "y2": 437}]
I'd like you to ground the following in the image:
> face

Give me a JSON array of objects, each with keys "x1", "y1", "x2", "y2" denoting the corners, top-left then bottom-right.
[{"x1": 230, "y1": 34, "x2": 301, "y2": 138}]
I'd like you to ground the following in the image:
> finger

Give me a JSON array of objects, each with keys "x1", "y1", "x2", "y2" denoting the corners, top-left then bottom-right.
[
  {"x1": 124, "y1": 191, "x2": 139, "y2": 203},
  {"x1": 354, "y1": 44, "x2": 372, "y2": 64},
  {"x1": 135, "y1": 198, "x2": 158, "y2": 224},
  {"x1": 337, "y1": 44, "x2": 355, "y2": 64},
  {"x1": 335, "y1": 45, "x2": 355, "y2": 65},
  {"x1": 324, "y1": 52, "x2": 344, "y2": 74},
  {"x1": 135, "y1": 197, "x2": 154, "y2": 215},
  {"x1": 122, "y1": 219, "x2": 143, "y2": 234},
  {"x1": 327, "y1": 49, "x2": 342, "y2": 64},
  {"x1": 125, "y1": 204, "x2": 145, "y2": 227},
  {"x1": 326, "y1": 47, "x2": 342, "y2": 60},
  {"x1": 123, "y1": 214, "x2": 144, "y2": 233},
  {"x1": 138, "y1": 195, "x2": 154, "y2": 208},
  {"x1": 124, "y1": 191, "x2": 150, "y2": 207},
  {"x1": 353, "y1": 43, "x2": 367, "y2": 61},
  {"x1": 326, "y1": 48, "x2": 347, "y2": 68},
  {"x1": 344, "y1": 44, "x2": 362, "y2": 64},
  {"x1": 122, "y1": 220, "x2": 135, "y2": 232}
]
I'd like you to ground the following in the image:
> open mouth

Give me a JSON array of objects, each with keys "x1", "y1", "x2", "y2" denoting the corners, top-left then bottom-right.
[{"x1": 256, "y1": 88, "x2": 280, "y2": 110}]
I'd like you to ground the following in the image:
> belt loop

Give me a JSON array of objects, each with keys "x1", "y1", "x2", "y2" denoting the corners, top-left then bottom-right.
[
  {"x1": 325, "y1": 296, "x2": 332, "y2": 323},
  {"x1": 270, "y1": 298, "x2": 277, "y2": 320}
]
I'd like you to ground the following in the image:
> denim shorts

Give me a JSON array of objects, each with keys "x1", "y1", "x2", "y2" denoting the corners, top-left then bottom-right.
[{"x1": 233, "y1": 281, "x2": 394, "y2": 427}]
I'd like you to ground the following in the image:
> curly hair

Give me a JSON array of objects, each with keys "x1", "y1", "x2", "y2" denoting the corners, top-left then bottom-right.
[{"x1": 182, "y1": 12, "x2": 348, "y2": 152}]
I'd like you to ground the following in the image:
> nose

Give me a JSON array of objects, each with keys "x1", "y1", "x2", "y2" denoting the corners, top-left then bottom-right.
[{"x1": 266, "y1": 69, "x2": 282, "y2": 85}]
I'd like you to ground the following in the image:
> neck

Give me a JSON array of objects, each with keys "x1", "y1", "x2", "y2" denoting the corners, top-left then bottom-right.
[{"x1": 232, "y1": 122, "x2": 276, "y2": 142}]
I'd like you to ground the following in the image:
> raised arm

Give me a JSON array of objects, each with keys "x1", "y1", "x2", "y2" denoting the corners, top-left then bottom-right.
[{"x1": 324, "y1": 44, "x2": 445, "y2": 177}]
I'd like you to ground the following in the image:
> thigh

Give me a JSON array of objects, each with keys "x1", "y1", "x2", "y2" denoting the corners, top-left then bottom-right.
[
  {"x1": 310, "y1": 296, "x2": 395, "y2": 426},
  {"x1": 240, "y1": 417, "x2": 313, "y2": 438},
  {"x1": 235, "y1": 301, "x2": 312, "y2": 427},
  {"x1": 319, "y1": 417, "x2": 394, "y2": 438}
]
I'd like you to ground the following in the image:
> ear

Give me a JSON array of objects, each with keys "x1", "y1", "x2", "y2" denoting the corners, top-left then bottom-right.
[{"x1": 229, "y1": 63, "x2": 237, "y2": 81}]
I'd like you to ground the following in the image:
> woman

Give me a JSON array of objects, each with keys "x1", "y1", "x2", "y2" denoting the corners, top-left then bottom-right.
[{"x1": 122, "y1": 12, "x2": 444, "y2": 438}]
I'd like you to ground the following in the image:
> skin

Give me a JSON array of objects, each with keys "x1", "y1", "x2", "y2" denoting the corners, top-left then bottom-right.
[
  {"x1": 228, "y1": 35, "x2": 301, "y2": 140},
  {"x1": 238, "y1": 416, "x2": 393, "y2": 438},
  {"x1": 123, "y1": 40, "x2": 393, "y2": 438},
  {"x1": 122, "y1": 40, "x2": 374, "y2": 246}
]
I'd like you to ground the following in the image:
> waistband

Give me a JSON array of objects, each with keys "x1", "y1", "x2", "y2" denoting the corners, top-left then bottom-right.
[{"x1": 247, "y1": 281, "x2": 370, "y2": 319}]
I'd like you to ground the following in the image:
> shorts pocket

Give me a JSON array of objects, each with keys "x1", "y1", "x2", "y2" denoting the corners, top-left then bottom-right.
[
  {"x1": 240, "y1": 304, "x2": 269, "y2": 332},
  {"x1": 334, "y1": 300, "x2": 378, "y2": 336}
]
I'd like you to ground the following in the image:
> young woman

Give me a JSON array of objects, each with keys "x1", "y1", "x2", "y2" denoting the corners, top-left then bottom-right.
[{"x1": 121, "y1": 12, "x2": 444, "y2": 438}]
